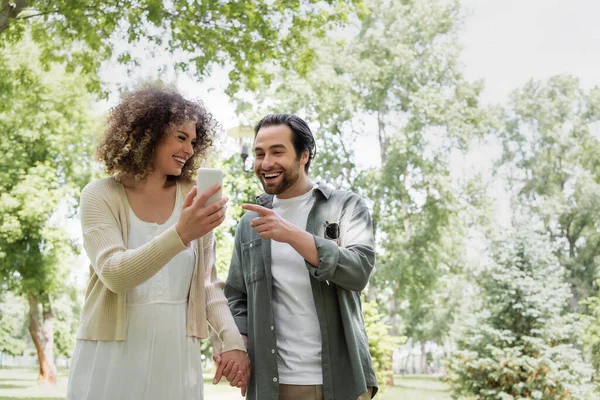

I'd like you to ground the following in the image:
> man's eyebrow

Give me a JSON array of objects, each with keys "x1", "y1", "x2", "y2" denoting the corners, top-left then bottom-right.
[
  {"x1": 255, "y1": 144, "x2": 287, "y2": 151},
  {"x1": 269, "y1": 144, "x2": 287, "y2": 150}
]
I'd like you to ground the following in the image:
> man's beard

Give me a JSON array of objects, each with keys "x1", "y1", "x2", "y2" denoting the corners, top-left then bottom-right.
[{"x1": 259, "y1": 162, "x2": 301, "y2": 195}]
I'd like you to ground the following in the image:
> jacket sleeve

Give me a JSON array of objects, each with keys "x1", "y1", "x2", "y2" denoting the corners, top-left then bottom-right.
[
  {"x1": 224, "y1": 224, "x2": 249, "y2": 336},
  {"x1": 307, "y1": 200, "x2": 375, "y2": 292},
  {"x1": 202, "y1": 232, "x2": 246, "y2": 353},
  {"x1": 80, "y1": 183, "x2": 188, "y2": 293}
]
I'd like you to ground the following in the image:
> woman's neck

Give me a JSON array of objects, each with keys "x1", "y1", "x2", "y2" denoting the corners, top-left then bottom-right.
[{"x1": 121, "y1": 172, "x2": 172, "y2": 193}]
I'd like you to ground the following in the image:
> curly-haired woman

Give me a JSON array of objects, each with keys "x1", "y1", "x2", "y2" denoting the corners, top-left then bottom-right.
[{"x1": 67, "y1": 85, "x2": 250, "y2": 400}]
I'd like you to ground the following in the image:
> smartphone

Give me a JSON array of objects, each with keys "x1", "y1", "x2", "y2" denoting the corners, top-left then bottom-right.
[{"x1": 196, "y1": 168, "x2": 223, "y2": 206}]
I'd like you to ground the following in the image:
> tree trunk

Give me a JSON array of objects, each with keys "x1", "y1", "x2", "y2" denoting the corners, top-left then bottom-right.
[
  {"x1": 0, "y1": 0, "x2": 28, "y2": 35},
  {"x1": 28, "y1": 294, "x2": 56, "y2": 385},
  {"x1": 386, "y1": 289, "x2": 400, "y2": 385},
  {"x1": 403, "y1": 344, "x2": 411, "y2": 373},
  {"x1": 367, "y1": 111, "x2": 388, "y2": 302},
  {"x1": 420, "y1": 340, "x2": 428, "y2": 374}
]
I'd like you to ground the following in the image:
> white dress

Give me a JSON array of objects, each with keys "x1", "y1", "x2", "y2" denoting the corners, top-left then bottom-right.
[{"x1": 67, "y1": 188, "x2": 204, "y2": 400}]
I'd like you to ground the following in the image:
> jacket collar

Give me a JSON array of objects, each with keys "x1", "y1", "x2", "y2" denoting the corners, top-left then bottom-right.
[{"x1": 256, "y1": 181, "x2": 332, "y2": 208}]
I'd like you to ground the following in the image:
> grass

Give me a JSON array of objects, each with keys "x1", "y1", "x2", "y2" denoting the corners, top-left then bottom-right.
[
  {"x1": 377, "y1": 375, "x2": 451, "y2": 400},
  {"x1": 0, "y1": 368, "x2": 451, "y2": 399},
  {"x1": 0, "y1": 368, "x2": 241, "y2": 399},
  {"x1": 0, "y1": 368, "x2": 68, "y2": 400}
]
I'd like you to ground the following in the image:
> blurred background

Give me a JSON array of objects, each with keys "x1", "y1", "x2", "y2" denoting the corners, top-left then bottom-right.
[{"x1": 1, "y1": 0, "x2": 600, "y2": 398}]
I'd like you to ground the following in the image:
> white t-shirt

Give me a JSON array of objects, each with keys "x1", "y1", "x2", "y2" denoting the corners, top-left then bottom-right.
[{"x1": 271, "y1": 187, "x2": 323, "y2": 385}]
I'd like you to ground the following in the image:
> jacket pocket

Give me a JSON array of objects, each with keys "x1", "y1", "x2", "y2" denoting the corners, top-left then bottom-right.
[{"x1": 242, "y1": 238, "x2": 265, "y2": 284}]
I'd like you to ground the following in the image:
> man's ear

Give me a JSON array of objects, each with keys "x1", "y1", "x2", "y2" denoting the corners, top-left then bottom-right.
[{"x1": 300, "y1": 150, "x2": 310, "y2": 166}]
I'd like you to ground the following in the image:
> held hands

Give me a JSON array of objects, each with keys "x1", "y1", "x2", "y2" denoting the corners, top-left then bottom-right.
[
  {"x1": 176, "y1": 185, "x2": 228, "y2": 246},
  {"x1": 242, "y1": 204, "x2": 298, "y2": 243},
  {"x1": 212, "y1": 342, "x2": 251, "y2": 396}
]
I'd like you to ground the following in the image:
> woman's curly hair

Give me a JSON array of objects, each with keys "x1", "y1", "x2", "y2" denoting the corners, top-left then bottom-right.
[{"x1": 96, "y1": 84, "x2": 217, "y2": 182}]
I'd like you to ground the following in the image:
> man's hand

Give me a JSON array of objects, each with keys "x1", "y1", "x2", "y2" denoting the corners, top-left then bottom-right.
[
  {"x1": 242, "y1": 203, "x2": 299, "y2": 243},
  {"x1": 212, "y1": 335, "x2": 248, "y2": 364},
  {"x1": 243, "y1": 204, "x2": 321, "y2": 266},
  {"x1": 212, "y1": 337, "x2": 250, "y2": 396}
]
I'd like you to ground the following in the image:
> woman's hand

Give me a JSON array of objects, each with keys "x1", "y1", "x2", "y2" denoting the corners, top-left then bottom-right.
[{"x1": 176, "y1": 185, "x2": 227, "y2": 246}]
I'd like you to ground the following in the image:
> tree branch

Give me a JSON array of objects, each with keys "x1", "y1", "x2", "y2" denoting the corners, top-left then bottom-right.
[
  {"x1": 334, "y1": 122, "x2": 355, "y2": 189},
  {"x1": 13, "y1": 9, "x2": 57, "y2": 21}
]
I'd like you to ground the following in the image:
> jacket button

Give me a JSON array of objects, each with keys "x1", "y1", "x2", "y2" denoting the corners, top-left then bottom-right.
[{"x1": 273, "y1": 377, "x2": 278, "y2": 382}]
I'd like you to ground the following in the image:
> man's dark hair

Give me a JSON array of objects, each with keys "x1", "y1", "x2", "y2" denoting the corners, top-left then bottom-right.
[{"x1": 254, "y1": 113, "x2": 316, "y2": 173}]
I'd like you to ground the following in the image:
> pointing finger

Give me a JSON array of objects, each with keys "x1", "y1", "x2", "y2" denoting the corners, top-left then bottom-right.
[{"x1": 242, "y1": 203, "x2": 272, "y2": 216}]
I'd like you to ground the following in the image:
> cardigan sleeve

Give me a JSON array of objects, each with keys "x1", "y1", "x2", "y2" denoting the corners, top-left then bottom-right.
[
  {"x1": 202, "y1": 231, "x2": 247, "y2": 353},
  {"x1": 80, "y1": 182, "x2": 188, "y2": 293}
]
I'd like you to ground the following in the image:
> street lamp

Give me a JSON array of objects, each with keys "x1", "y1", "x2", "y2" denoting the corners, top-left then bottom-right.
[{"x1": 226, "y1": 125, "x2": 254, "y2": 171}]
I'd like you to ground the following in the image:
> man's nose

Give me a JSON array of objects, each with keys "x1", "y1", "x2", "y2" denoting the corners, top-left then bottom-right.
[{"x1": 261, "y1": 154, "x2": 275, "y2": 169}]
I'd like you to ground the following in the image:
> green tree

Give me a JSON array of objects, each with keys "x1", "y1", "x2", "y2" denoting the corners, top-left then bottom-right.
[
  {"x1": 445, "y1": 216, "x2": 594, "y2": 399},
  {"x1": 0, "y1": 0, "x2": 363, "y2": 94},
  {"x1": 0, "y1": 40, "x2": 101, "y2": 383},
  {"x1": 233, "y1": 0, "x2": 489, "y2": 375},
  {"x1": 498, "y1": 75, "x2": 600, "y2": 309}
]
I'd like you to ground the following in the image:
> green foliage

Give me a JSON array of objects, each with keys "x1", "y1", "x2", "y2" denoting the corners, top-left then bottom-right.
[
  {"x1": 362, "y1": 297, "x2": 405, "y2": 389},
  {"x1": 217, "y1": 154, "x2": 263, "y2": 237},
  {"x1": 233, "y1": 0, "x2": 489, "y2": 351},
  {"x1": 51, "y1": 287, "x2": 81, "y2": 359},
  {"x1": 445, "y1": 218, "x2": 594, "y2": 399},
  {"x1": 0, "y1": 290, "x2": 77, "y2": 359},
  {"x1": 499, "y1": 75, "x2": 600, "y2": 308},
  {"x1": 0, "y1": 38, "x2": 101, "y2": 376},
  {"x1": 0, "y1": 39, "x2": 100, "y2": 297},
  {"x1": 0, "y1": 294, "x2": 26, "y2": 357},
  {"x1": 581, "y1": 291, "x2": 600, "y2": 384},
  {"x1": 0, "y1": 0, "x2": 364, "y2": 95}
]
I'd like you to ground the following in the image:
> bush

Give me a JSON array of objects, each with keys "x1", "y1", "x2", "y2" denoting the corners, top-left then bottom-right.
[{"x1": 445, "y1": 223, "x2": 594, "y2": 399}]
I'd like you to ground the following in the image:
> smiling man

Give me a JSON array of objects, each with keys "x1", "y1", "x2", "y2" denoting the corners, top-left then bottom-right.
[{"x1": 223, "y1": 114, "x2": 378, "y2": 400}]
